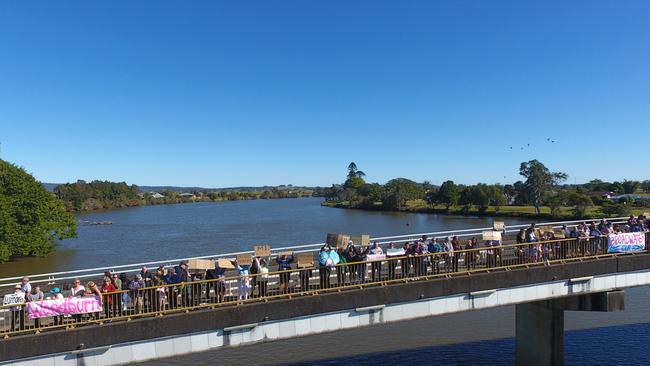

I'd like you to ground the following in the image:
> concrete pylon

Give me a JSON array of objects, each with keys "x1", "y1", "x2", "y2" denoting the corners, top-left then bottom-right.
[{"x1": 515, "y1": 290, "x2": 624, "y2": 366}]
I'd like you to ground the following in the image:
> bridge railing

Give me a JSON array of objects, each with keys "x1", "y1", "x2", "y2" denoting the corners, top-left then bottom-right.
[
  {"x1": 2, "y1": 230, "x2": 647, "y2": 339},
  {"x1": 0, "y1": 217, "x2": 630, "y2": 290}
]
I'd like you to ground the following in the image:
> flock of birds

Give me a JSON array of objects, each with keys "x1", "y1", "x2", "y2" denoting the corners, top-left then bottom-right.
[{"x1": 509, "y1": 137, "x2": 557, "y2": 151}]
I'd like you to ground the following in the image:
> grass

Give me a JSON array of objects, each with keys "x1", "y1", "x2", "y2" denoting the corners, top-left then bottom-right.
[{"x1": 323, "y1": 199, "x2": 649, "y2": 220}]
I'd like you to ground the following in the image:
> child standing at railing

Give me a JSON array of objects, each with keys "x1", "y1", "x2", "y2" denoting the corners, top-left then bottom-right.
[{"x1": 234, "y1": 260, "x2": 251, "y2": 301}]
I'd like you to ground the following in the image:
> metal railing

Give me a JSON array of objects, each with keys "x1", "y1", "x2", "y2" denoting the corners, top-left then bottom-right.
[
  {"x1": 0, "y1": 217, "x2": 630, "y2": 289},
  {"x1": 2, "y1": 230, "x2": 647, "y2": 339}
]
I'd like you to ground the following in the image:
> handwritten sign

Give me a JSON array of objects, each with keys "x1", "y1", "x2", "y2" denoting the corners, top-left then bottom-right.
[
  {"x1": 254, "y1": 244, "x2": 271, "y2": 257},
  {"x1": 366, "y1": 254, "x2": 386, "y2": 262},
  {"x1": 187, "y1": 259, "x2": 214, "y2": 271},
  {"x1": 236, "y1": 254, "x2": 253, "y2": 266},
  {"x1": 297, "y1": 253, "x2": 314, "y2": 268},
  {"x1": 27, "y1": 296, "x2": 102, "y2": 319},
  {"x1": 608, "y1": 232, "x2": 646, "y2": 253},
  {"x1": 3, "y1": 293, "x2": 25, "y2": 306},
  {"x1": 482, "y1": 231, "x2": 502, "y2": 241},
  {"x1": 216, "y1": 258, "x2": 235, "y2": 269},
  {"x1": 351, "y1": 234, "x2": 371, "y2": 246},
  {"x1": 493, "y1": 221, "x2": 505, "y2": 231},
  {"x1": 336, "y1": 235, "x2": 350, "y2": 249},
  {"x1": 386, "y1": 248, "x2": 406, "y2": 257}
]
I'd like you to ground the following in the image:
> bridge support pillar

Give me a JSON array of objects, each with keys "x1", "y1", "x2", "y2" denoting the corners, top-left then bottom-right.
[{"x1": 515, "y1": 290, "x2": 624, "y2": 366}]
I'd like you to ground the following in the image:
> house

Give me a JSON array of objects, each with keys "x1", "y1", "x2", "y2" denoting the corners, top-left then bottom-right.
[
  {"x1": 179, "y1": 193, "x2": 196, "y2": 199},
  {"x1": 149, "y1": 192, "x2": 165, "y2": 199}
]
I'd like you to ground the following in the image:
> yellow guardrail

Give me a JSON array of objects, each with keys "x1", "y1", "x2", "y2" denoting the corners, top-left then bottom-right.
[{"x1": 1, "y1": 233, "x2": 648, "y2": 338}]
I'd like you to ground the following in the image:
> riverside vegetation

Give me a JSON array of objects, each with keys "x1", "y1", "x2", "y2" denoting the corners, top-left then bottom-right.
[
  {"x1": 54, "y1": 181, "x2": 324, "y2": 212},
  {"x1": 322, "y1": 161, "x2": 650, "y2": 220}
]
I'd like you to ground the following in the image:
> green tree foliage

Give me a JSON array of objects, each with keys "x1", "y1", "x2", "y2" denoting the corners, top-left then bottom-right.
[
  {"x1": 436, "y1": 180, "x2": 460, "y2": 210},
  {"x1": 566, "y1": 192, "x2": 593, "y2": 218},
  {"x1": 55, "y1": 180, "x2": 141, "y2": 211},
  {"x1": 347, "y1": 162, "x2": 366, "y2": 179},
  {"x1": 0, "y1": 160, "x2": 77, "y2": 262},
  {"x1": 519, "y1": 160, "x2": 568, "y2": 215},
  {"x1": 601, "y1": 202, "x2": 632, "y2": 217},
  {"x1": 383, "y1": 178, "x2": 424, "y2": 210},
  {"x1": 622, "y1": 180, "x2": 640, "y2": 194},
  {"x1": 642, "y1": 180, "x2": 650, "y2": 193}
]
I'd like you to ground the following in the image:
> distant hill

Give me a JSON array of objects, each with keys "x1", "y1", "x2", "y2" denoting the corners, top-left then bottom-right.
[
  {"x1": 138, "y1": 185, "x2": 320, "y2": 193},
  {"x1": 42, "y1": 183, "x2": 61, "y2": 192}
]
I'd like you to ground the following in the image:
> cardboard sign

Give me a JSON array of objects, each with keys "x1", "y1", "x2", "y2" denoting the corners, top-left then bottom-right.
[
  {"x1": 187, "y1": 259, "x2": 214, "y2": 271},
  {"x1": 643, "y1": 212, "x2": 650, "y2": 218},
  {"x1": 3, "y1": 293, "x2": 25, "y2": 306},
  {"x1": 236, "y1": 254, "x2": 253, "y2": 266},
  {"x1": 351, "y1": 234, "x2": 371, "y2": 246},
  {"x1": 216, "y1": 258, "x2": 235, "y2": 269},
  {"x1": 493, "y1": 221, "x2": 505, "y2": 231},
  {"x1": 326, "y1": 233, "x2": 338, "y2": 246},
  {"x1": 297, "y1": 253, "x2": 315, "y2": 268},
  {"x1": 482, "y1": 231, "x2": 502, "y2": 241},
  {"x1": 278, "y1": 251, "x2": 294, "y2": 257},
  {"x1": 554, "y1": 231, "x2": 566, "y2": 239},
  {"x1": 336, "y1": 234, "x2": 350, "y2": 249},
  {"x1": 254, "y1": 244, "x2": 271, "y2": 257}
]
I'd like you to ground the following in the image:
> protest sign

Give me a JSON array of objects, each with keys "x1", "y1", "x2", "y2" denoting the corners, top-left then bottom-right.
[
  {"x1": 493, "y1": 221, "x2": 505, "y2": 231},
  {"x1": 236, "y1": 254, "x2": 253, "y2": 266},
  {"x1": 482, "y1": 231, "x2": 502, "y2": 241},
  {"x1": 27, "y1": 296, "x2": 102, "y2": 319},
  {"x1": 297, "y1": 253, "x2": 314, "y2": 268},
  {"x1": 3, "y1": 293, "x2": 25, "y2": 306},
  {"x1": 254, "y1": 244, "x2": 271, "y2": 257},
  {"x1": 351, "y1": 234, "x2": 371, "y2": 246},
  {"x1": 608, "y1": 232, "x2": 646, "y2": 253},
  {"x1": 216, "y1": 258, "x2": 235, "y2": 269},
  {"x1": 187, "y1": 259, "x2": 214, "y2": 271}
]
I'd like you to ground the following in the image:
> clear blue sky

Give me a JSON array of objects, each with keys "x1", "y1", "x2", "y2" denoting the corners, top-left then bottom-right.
[{"x1": 1, "y1": 1, "x2": 648, "y2": 187}]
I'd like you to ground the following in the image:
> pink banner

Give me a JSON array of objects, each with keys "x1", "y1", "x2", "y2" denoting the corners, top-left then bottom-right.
[{"x1": 27, "y1": 296, "x2": 102, "y2": 319}]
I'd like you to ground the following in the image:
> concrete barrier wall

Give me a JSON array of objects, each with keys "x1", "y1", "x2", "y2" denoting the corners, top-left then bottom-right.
[{"x1": 4, "y1": 266, "x2": 650, "y2": 366}]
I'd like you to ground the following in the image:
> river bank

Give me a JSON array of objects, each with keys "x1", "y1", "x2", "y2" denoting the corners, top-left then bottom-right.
[{"x1": 321, "y1": 200, "x2": 647, "y2": 220}]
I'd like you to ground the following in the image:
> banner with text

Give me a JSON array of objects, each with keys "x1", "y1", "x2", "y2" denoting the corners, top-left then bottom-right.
[
  {"x1": 27, "y1": 296, "x2": 103, "y2": 319},
  {"x1": 607, "y1": 232, "x2": 646, "y2": 253}
]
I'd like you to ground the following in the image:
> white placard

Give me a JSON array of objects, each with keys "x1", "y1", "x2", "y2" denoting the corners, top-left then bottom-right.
[
  {"x1": 3, "y1": 293, "x2": 25, "y2": 306},
  {"x1": 482, "y1": 231, "x2": 502, "y2": 241}
]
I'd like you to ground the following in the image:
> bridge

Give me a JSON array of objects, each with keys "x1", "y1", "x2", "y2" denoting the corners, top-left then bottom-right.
[{"x1": 1, "y1": 217, "x2": 648, "y2": 366}]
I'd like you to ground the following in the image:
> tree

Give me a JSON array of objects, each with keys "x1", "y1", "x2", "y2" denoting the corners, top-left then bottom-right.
[
  {"x1": 601, "y1": 202, "x2": 632, "y2": 217},
  {"x1": 0, "y1": 160, "x2": 77, "y2": 262},
  {"x1": 641, "y1": 180, "x2": 650, "y2": 193},
  {"x1": 469, "y1": 184, "x2": 490, "y2": 214},
  {"x1": 566, "y1": 192, "x2": 593, "y2": 218},
  {"x1": 383, "y1": 178, "x2": 424, "y2": 210},
  {"x1": 519, "y1": 160, "x2": 568, "y2": 215},
  {"x1": 436, "y1": 180, "x2": 460, "y2": 210},
  {"x1": 487, "y1": 185, "x2": 507, "y2": 213},
  {"x1": 622, "y1": 180, "x2": 640, "y2": 194},
  {"x1": 347, "y1": 162, "x2": 366, "y2": 179}
]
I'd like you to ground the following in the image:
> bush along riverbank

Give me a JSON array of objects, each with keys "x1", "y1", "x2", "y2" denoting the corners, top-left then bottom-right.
[{"x1": 320, "y1": 161, "x2": 650, "y2": 220}]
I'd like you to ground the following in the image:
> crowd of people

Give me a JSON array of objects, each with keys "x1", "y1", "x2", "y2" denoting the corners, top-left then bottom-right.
[{"x1": 3, "y1": 215, "x2": 648, "y2": 333}]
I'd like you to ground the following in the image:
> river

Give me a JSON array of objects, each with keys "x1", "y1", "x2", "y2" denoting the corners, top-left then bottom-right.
[{"x1": 2, "y1": 198, "x2": 649, "y2": 364}]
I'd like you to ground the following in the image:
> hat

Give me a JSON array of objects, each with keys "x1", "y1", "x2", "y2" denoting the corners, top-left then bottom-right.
[
  {"x1": 50, "y1": 287, "x2": 61, "y2": 293},
  {"x1": 14, "y1": 284, "x2": 21, "y2": 289}
]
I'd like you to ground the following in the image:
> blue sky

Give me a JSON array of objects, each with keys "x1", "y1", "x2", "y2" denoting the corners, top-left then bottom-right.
[{"x1": 1, "y1": 1, "x2": 649, "y2": 187}]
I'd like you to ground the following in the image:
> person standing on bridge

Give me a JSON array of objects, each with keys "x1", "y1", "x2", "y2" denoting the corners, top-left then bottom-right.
[
  {"x1": 277, "y1": 253, "x2": 294, "y2": 294},
  {"x1": 101, "y1": 276, "x2": 117, "y2": 319},
  {"x1": 368, "y1": 241, "x2": 384, "y2": 282},
  {"x1": 234, "y1": 259, "x2": 251, "y2": 301}
]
